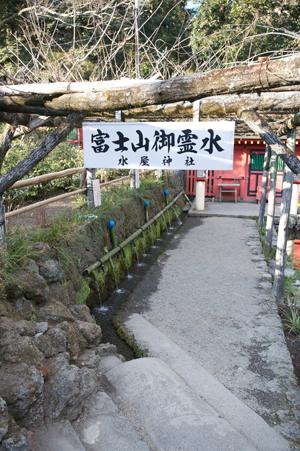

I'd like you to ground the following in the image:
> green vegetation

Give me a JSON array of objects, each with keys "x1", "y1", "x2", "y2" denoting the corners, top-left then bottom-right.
[{"x1": 191, "y1": 0, "x2": 300, "y2": 69}]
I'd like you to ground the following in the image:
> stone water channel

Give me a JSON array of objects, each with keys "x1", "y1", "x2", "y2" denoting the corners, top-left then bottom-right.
[{"x1": 92, "y1": 212, "x2": 186, "y2": 360}]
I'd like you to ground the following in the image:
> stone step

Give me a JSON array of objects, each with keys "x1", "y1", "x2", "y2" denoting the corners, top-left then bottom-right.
[
  {"x1": 33, "y1": 420, "x2": 86, "y2": 451},
  {"x1": 73, "y1": 392, "x2": 150, "y2": 451},
  {"x1": 106, "y1": 357, "x2": 261, "y2": 451},
  {"x1": 116, "y1": 313, "x2": 291, "y2": 451}
]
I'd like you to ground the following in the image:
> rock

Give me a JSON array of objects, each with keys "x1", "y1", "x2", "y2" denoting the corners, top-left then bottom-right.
[
  {"x1": 97, "y1": 343, "x2": 117, "y2": 357},
  {"x1": 69, "y1": 305, "x2": 95, "y2": 323},
  {"x1": 37, "y1": 301, "x2": 75, "y2": 322},
  {"x1": 48, "y1": 282, "x2": 71, "y2": 305},
  {"x1": 0, "y1": 301, "x2": 14, "y2": 318},
  {"x1": 0, "y1": 396, "x2": 8, "y2": 443},
  {"x1": 34, "y1": 243, "x2": 55, "y2": 260},
  {"x1": 43, "y1": 357, "x2": 97, "y2": 421},
  {"x1": 36, "y1": 328, "x2": 67, "y2": 358},
  {"x1": 39, "y1": 260, "x2": 63, "y2": 283},
  {"x1": 76, "y1": 321, "x2": 102, "y2": 347},
  {"x1": 0, "y1": 331, "x2": 44, "y2": 366},
  {"x1": 76, "y1": 350, "x2": 101, "y2": 370},
  {"x1": 25, "y1": 259, "x2": 39, "y2": 274},
  {"x1": 7, "y1": 272, "x2": 49, "y2": 304},
  {"x1": 14, "y1": 299, "x2": 35, "y2": 321},
  {"x1": 0, "y1": 430, "x2": 32, "y2": 451},
  {"x1": 12, "y1": 321, "x2": 35, "y2": 337},
  {"x1": 56, "y1": 322, "x2": 87, "y2": 360},
  {"x1": 0, "y1": 363, "x2": 44, "y2": 427},
  {"x1": 0, "y1": 317, "x2": 14, "y2": 333},
  {"x1": 5, "y1": 279, "x2": 26, "y2": 300},
  {"x1": 34, "y1": 322, "x2": 48, "y2": 334}
]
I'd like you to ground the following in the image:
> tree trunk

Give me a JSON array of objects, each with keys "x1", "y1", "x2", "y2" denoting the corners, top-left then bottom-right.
[
  {"x1": 258, "y1": 145, "x2": 271, "y2": 230},
  {"x1": 0, "y1": 119, "x2": 17, "y2": 170},
  {"x1": 264, "y1": 152, "x2": 278, "y2": 255},
  {"x1": 0, "y1": 196, "x2": 6, "y2": 248},
  {"x1": 273, "y1": 129, "x2": 296, "y2": 302},
  {"x1": 0, "y1": 112, "x2": 85, "y2": 194}
]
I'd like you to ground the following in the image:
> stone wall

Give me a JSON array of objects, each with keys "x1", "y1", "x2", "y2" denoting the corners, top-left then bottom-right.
[{"x1": 0, "y1": 173, "x2": 184, "y2": 450}]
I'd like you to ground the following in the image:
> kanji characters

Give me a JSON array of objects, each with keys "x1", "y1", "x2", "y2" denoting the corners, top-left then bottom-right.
[
  {"x1": 91, "y1": 129, "x2": 109, "y2": 153},
  {"x1": 177, "y1": 129, "x2": 198, "y2": 154},
  {"x1": 200, "y1": 129, "x2": 224, "y2": 154},
  {"x1": 152, "y1": 130, "x2": 175, "y2": 153}
]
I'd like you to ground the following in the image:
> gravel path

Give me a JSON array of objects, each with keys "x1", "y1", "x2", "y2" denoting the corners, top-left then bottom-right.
[{"x1": 127, "y1": 216, "x2": 300, "y2": 445}]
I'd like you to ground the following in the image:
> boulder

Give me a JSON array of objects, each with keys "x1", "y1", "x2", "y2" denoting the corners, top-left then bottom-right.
[
  {"x1": 69, "y1": 305, "x2": 95, "y2": 323},
  {"x1": 34, "y1": 322, "x2": 48, "y2": 335},
  {"x1": 97, "y1": 343, "x2": 117, "y2": 357},
  {"x1": 0, "y1": 430, "x2": 32, "y2": 451},
  {"x1": 25, "y1": 259, "x2": 39, "y2": 274},
  {"x1": 35, "y1": 328, "x2": 66, "y2": 358},
  {"x1": 76, "y1": 321, "x2": 102, "y2": 347},
  {"x1": 34, "y1": 243, "x2": 55, "y2": 260},
  {"x1": 0, "y1": 331, "x2": 44, "y2": 366},
  {"x1": 37, "y1": 301, "x2": 75, "y2": 322},
  {"x1": 56, "y1": 322, "x2": 87, "y2": 360},
  {"x1": 6, "y1": 272, "x2": 49, "y2": 304},
  {"x1": 0, "y1": 396, "x2": 8, "y2": 443},
  {"x1": 0, "y1": 301, "x2": 14, "y2": 318},
  {"x1": 76, "y1": 350, "x2": 101, "y2": 370},
  {"x1": 0, "y1": 363, "x2": 44, "y2": 427},
  {"x1": 14, "y1": 299, "x2": 35, "y2": 321},
  {"x1": 38, "y1": 260, "x2": 63, "y2": 283},
  {"x1": 48, "y1": 282, "x2": 71, "y2": 305},
  {"x1": 43, "y1": 355, "x2": 97, "y2": 421},
  {"x1": 12, "y1": 321, "x2": 35, "y2": 337}
]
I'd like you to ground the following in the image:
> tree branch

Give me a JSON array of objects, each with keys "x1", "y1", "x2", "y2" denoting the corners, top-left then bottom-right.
[
  {"x1": 240, "y1": 110, "x2": 300, "y2": 176},
  {"x1": 0, "y1": 112, "x2": 85, "y2": 194},
  {"x1": 0, "y1": 117, "x2": 18, "y2": 170}
]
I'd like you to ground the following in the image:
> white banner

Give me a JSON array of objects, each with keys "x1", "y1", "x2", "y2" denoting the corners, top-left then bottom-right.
[{"x1": 83, "y1": 122, "x2": 234, "y2": 170}]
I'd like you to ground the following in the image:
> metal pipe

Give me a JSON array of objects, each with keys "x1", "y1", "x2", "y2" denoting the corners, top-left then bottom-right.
[
  {"x1": 145, "y1": 201, "x2": 149, "y2": 222},
  {"x1": 164, "y1": 190, "x2": 169, "y2": 206},
  {"x1": 83, "y1": 191, "x2": 184, "y2": 275}
]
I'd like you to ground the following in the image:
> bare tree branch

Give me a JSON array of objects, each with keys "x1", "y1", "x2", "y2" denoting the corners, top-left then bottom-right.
[{"x1": 0, "y1": 112, "x2": 85, "y2": 194}]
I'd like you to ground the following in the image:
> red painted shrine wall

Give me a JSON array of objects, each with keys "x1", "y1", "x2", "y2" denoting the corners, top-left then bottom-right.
[{"x1": 186, "y1": 138, "x2": 300, "y2": 202}]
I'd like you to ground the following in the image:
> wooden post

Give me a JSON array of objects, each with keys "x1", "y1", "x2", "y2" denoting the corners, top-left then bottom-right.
[
  {"x1": 130, "y1": 169, "x2": 136, "y2": 189},
  {"x1": 273, "y1": 128, "x2": 296, "y2": 301},
  {"x1": 264, "y1": 151, "x2": 278, "y2": 255},
  {"x1": 86, "y1": 168, "x2": 95, "y2": 209},
  {"x1": 0, "y1": 196, "x2": 6, "y2": 248},
  {"x1": 258, "y1": 145, "x2": 271, "y2": 229}
]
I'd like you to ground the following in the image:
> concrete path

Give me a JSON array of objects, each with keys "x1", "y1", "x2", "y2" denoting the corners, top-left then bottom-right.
[
  {"x1": 115, "y1": 213, "x2": 300, "y2": 449},
  {"x1": 33, "y1": 203, "x2": 300, "y2": 450},
  {"x1": 188, "y1": 198, "x2": 281, "y2": 218}
]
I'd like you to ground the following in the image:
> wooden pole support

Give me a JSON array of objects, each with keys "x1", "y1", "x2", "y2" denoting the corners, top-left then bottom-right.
[{"x1": 273, "y1": 128, "x2": 296, "y2": 301}]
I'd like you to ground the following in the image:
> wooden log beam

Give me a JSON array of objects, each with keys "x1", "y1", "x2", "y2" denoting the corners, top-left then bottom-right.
[
  {"x1": 198, "y1": 92, "x2": 300, "y2": 117},
  {"x1": 239, "y1": 110, "x2": 300, "y2": 176},
  {"x1": 1, "y1": 56, "x2": 300, "y2": 115},
  {"x1": 277, "y1": 112, "x2": 300, "y2": 136}
]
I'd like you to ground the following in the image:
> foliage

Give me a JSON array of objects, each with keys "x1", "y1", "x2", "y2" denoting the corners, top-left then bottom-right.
[
  {"x1": 1, "y1": 226, "x2": 39, "y2": 272},
  {"x1": 191, "y1": 0, "x2": 300, "y2": 68},
  {"x1": 76, "y1": 278, "x2": 91, "y2": 305},
  {"x1": 1, "y1": 131, "x2": 84, "y2": 210},
  {"x1": 0, "y1": 0, "x2": 195, "y2": 84}
]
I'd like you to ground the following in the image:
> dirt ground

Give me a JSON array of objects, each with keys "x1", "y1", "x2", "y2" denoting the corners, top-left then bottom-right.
[{"x1": 6, "y1": 196, "x2": 78, "y2": 231}]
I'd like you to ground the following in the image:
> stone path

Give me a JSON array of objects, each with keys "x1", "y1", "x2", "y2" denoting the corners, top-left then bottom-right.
[{"x1": 33, "y1": 208, "x2": 300, "y2": 450}]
